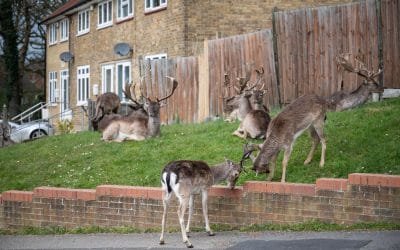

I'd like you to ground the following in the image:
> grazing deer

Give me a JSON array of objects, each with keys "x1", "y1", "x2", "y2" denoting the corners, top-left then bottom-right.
[
  {"x1": 243, "y1": 94, "x2": 332, "y2": 182},
  {"x1": 159, "y1": 156, "x2": 247, "y2": 248},
  {"x1": 101, "y1": 76, "x2": 178, "y2": 142},
  {"x1": 232, "y1": 67, "x2": 271, "y2": 139},
  {"x1": 329, "y1": 53, "x2": 383, "y2": 111}
]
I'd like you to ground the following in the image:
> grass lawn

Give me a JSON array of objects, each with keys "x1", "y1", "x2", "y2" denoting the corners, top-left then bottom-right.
[{"x1": 0, "y1": 98, "x2": 399, "y2": 193}]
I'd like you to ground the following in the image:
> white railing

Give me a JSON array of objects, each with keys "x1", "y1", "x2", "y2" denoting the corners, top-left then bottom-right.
[{"x1": 11, "y1": 102, "x2": 50, "y2": 124}]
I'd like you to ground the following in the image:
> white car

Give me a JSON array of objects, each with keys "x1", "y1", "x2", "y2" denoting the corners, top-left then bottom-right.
[{"x1": 0, "y1": 120, "x2": 55, "y2": 143}]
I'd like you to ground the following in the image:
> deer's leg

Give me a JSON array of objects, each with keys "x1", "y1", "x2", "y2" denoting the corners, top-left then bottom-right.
[
  {"x1": 177, "y1": 195, "x2": 193, "y2": 248},
  {"x1": 185, "y1": 195, "x2": 194, "y2": 234},
  {"x1": 313, "y1": 121, "x2": 326, "y2": 167},
  {"x1": 304, "y1": 126, "x2": 320, "y2": 165},
  {"x1": 201, "y1": 189, "x2": 215, "y2": 236},
  {"x1": 159, "y1": 191, "x2": 171, "y2": 245},
  {"x1": 281, "y1": 146, "x2": 293, "y2": 183},
  {"x1": 266, "y1": 154, "x2": 278, "y2": 181}
]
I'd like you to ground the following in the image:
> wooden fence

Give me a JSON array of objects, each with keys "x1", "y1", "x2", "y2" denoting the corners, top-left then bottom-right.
[{"x1": 139, "y1": 0, "x2": 399, "y2": 123}]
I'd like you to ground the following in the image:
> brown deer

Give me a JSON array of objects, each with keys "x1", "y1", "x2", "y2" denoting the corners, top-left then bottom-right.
[
  {"x1": 101, "y1": 76, "x2": 178, "y2": 142},
  {"x1": 329, "y1": 53, "x2": 383, "y2": 111},
  {"x1": 159, "y1": 156, "x2": 248, "y2": 248},
  {"x1": 243, "y1": 94, "x2": 333, "y2": 182},
  {"x1": 232, "y1": 67, "x2": 271, "y2": 139}
]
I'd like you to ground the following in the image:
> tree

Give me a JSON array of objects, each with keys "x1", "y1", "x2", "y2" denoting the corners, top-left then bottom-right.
[{"x1": 0, "y1": 0, "x2": 66, "y2": 116}]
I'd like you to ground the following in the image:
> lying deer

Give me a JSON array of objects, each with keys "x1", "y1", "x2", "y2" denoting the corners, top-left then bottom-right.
[
  {"x1": 159, "y1": 156, "x2": 248, "y2": 248},
  {"x1": 232, "y1": 67, "x2": 271, "y2": 139},
  {"x1": 329, "y1": 53, "x2": 383, "y2": 111},
  {"x1": 101, "y1": 76, "x2": 178, "y2": 142},
  {"x1": 243, "y1": 94, "x2": 333, "y2": 182}
]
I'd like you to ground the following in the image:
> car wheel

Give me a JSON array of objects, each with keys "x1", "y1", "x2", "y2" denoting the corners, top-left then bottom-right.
[{"x1": 30, "y1": 129, "x2": 47, "y2": 140}]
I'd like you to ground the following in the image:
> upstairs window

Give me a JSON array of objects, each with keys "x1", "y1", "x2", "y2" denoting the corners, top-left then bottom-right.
[
  {"x1": 98, "y1": 0, "x2": 113, "y2": 28},
  {"x1": 117, "y1": 0, "x2": 133, "y2": 21},
  {"x1": 145, "y1": 0, "x2": 167, "y2": 12},
  {"x1": 49, "y1": 71, "x2": 57, "y2": 104},
  {"x1": 60, "y1": 18, "x2": 69, "y2": 41},
  {"x1": 48, "y1": 23, "x2": 58, "y2": 45},
  {"x1": 77, "y1": 9, "x2": 90, "y2": 35}
]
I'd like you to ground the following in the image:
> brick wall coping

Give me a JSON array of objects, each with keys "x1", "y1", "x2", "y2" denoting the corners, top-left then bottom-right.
[{"x1": 1, "y1": 173, "x2": 399, "y2": 202}]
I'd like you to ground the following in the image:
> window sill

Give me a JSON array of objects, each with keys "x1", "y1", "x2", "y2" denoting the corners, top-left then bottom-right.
[
  {"x1": 97, "y1": 23, "x2": 113, "y2": 30},
  {"x1": 76, "y1": 31, "x2": 90, "y2": 37},
  {"x1": 116, "y1": 16, "x2": 134, "y2": 24},
  {"x1": 59, "y1": 38, "x2": 69, "y2": 43},
  {"x1": 77, "y1": 101, "x2": 88, "y2": 107},
  {"x1": 145, "y1": 6, "x2": 167, "y2": 15}
]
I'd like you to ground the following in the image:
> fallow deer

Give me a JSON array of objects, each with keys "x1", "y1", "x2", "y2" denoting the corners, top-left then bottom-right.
[
  {"x1": 329, "y1": 53, "x2": 383, "y2": 111},
  {"x1": 101, "y1": 76, "x2": 178, "y2": 142},
  {"x1": 232, "y1": 67, "x2": 271, "y2": 139},
  {"x1": 159, "y1": 155, "x2": 248, "y2": 248},
  {"x1": 243, "y1": 94, "x2": 333, "y2": 182}
]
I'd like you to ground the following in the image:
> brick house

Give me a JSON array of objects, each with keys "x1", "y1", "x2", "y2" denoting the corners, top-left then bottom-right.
[{"x1": 43, "y1": 0, "x2": 352, "y2": 131}]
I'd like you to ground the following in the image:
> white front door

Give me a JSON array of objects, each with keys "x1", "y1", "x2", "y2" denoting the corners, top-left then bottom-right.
[
  {"x1": 60, "y1": 70, "x2": 71, "y2": 120},
  {"x1": 102, "y1": 64, "x2": 114, "y2": 93}
]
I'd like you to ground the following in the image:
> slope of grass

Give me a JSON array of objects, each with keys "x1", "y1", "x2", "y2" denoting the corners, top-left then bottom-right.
[{"x1": 0, "y1": 98, "x2": 399, "y2": 192}]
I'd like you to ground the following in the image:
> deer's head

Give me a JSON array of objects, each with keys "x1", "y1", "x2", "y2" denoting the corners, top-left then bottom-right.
[
  {"x1": 224, "y1": 158, "x2": 242, "y2": 190},
  {"x1": 242, "y1": 143, "x2": 272, "y2": 175}
]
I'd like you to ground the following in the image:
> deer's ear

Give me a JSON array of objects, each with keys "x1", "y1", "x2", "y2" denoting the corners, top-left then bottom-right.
[{"x1": 160, "y1": 101, "x2": 167, "y2": 108}]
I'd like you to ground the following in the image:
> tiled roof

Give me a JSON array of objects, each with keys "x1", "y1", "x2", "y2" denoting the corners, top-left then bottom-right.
[{"x1": 42, "y1": 0, "x2": 90, "y2": 24}]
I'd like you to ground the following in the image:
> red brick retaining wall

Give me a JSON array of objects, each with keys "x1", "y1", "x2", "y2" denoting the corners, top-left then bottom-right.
[{"x1": 1, "y1": 173, "x2": 399, "y2": 230}]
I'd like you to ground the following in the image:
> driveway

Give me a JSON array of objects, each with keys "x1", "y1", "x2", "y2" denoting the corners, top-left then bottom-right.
[{"x1": 0, "y1": 230, "x2": 399, "y2": 250}]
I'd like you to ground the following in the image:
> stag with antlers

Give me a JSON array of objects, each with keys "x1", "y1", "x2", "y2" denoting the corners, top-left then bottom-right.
[
  {"x1": 228, "y1": 67, "x2": 271, "y2": 139},
  {"x1": 101, "y1": 76, "x2": 178, "y2": 142},
  {"x1": 159, "y1": 154, "x2": 249, "y2": 248},
  {"x1": 329, "y1": 53, "x2": 383, "y2": 111}
]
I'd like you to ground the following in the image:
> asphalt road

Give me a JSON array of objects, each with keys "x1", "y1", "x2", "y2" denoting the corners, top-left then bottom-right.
[{"x1": 0, "y1": 230, "x2": 399, "y2": 250}]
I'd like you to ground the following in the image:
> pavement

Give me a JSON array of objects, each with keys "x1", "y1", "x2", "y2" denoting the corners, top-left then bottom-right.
[{"x1": 0, "y1": 230, "x2": 399, "y2": 250}]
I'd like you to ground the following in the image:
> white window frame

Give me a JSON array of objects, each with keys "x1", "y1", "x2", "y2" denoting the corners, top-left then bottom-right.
[
  {"x1": 77, "y1": 65, "x2": 90, "y2": 106},
  {"x1": 117, "y1": 0, "x2": 133, "y2": 21},
  {"x1": 101, "y1": 64, "x2": 115, "y2": 93},
  {"x1": 48, "y1": 23, "x2": 58, "y2": 45},
  {"x1": 59, "y1": 18, "x2": 69, "y2": 42},
  {"x1": 77, "y1": 9, "x2": 90, "y2": 35},
  {"x1": 116, "y1": 61, "x2": 131, "y2": 101},
  {"x1": 60, "y1": 70, "x2": 72, "y2": 120},
  {"x1": 145, "y1": 53, "x2": 167, "y2": 61},
  {"x1": 145, "y1": 0, "x2": 167, "y2": 13},
  {"x1": 49, "y1": 71, "x2": 58, "y2": 104},
  {"x1": 98, "y1": 0, "x2": 113, "y2": 29}
]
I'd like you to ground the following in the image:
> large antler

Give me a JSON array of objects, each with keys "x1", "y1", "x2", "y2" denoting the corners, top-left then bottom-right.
[
  {"x1": 336, "y1": 53, "x2": 382, "y2": 84},
  {"x1": 157, "y1": 76, "x2": 178, "y2": 102},
  {"x1": 123, "y1": 79, "x2": 144, "y2": 106}
]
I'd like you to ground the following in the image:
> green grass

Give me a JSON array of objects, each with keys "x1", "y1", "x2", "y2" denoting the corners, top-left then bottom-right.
[
  {"x1": 0, "y1": 221, "x2": 399, "y2": 235},
  {"x1": 0, "y1": 98, "x2": 399, "y2": 192}
]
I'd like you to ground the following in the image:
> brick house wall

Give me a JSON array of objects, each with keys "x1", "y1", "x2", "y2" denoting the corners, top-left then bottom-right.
[
  {"x1": 1, "y1": 173, "x2": 399, "y2": 230},
  {"x1": 44, "y1": 0, "x2": 355, "y2": 131}
]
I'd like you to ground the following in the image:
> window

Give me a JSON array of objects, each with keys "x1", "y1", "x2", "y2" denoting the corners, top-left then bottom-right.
[
  {"x1": 77, "y1": 66, "x2": 90, "y2": 105},
  {"x1": 48, "y1": 23, "x2": 58, "y2": 45},
  {"x1": 77, "y1": 9, "x2": 90, "y2": 35},
  {"x1": 117, "y1": 0, "x2": 133, "y2": 21},
  {"x1": 49, "y1": 71, "x2": 57, "y2": 104},
  {"x1": 116, "y1": 62, "x2": 131, "y2": 100},
  {"x1": 101, "y1": 65, "x2": 114, "y2": 93},
  {"x1": 98, "y1": 0, "x2": 113, "y2": 28},
  {"x1": 145, "y1": 0, "x2": 167, "y2": 12},
  {"x1": 60, "y1": 18, "x2": 69, "y2": 41}
]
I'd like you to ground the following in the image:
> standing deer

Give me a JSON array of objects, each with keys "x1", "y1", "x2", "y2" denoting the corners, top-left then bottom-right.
[
  {"x1": 101, "y1": 76, "x2": 178, "y2": 142},
  {"x1": 243, "y1": 94, "x2": 333, "y2": 182},
  {"x1": 232, "y1": 67, "x2": 271, "y2": 139},
  {"x1": 329, "y1": 53, "x2": 383, "y2": 111},
  {"x1": 159, "y1": 156, "x2": 248, "y2": 248}
]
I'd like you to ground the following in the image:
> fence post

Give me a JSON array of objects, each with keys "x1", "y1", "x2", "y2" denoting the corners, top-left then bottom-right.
[
  {"x1": 375, "y1": 0, "x2": 384, "y2": 88},
  {"x1": 272, "y1": 7, "x2": 282, "y2": 107}
]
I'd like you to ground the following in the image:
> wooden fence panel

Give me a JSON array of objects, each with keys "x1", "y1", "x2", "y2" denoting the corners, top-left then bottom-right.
[
  {"x1": 207, "y1": 30, "x2": 279, "y2": 117},
  {"x1": 381, "y1": 0, "x2": 400, "y2": 88},
  {"x1": 140, "y1": 57, "x2": 198, "y2": 124},
  {"x1": 274, "y1": 0, "x2": 380, "y2": 104}
]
